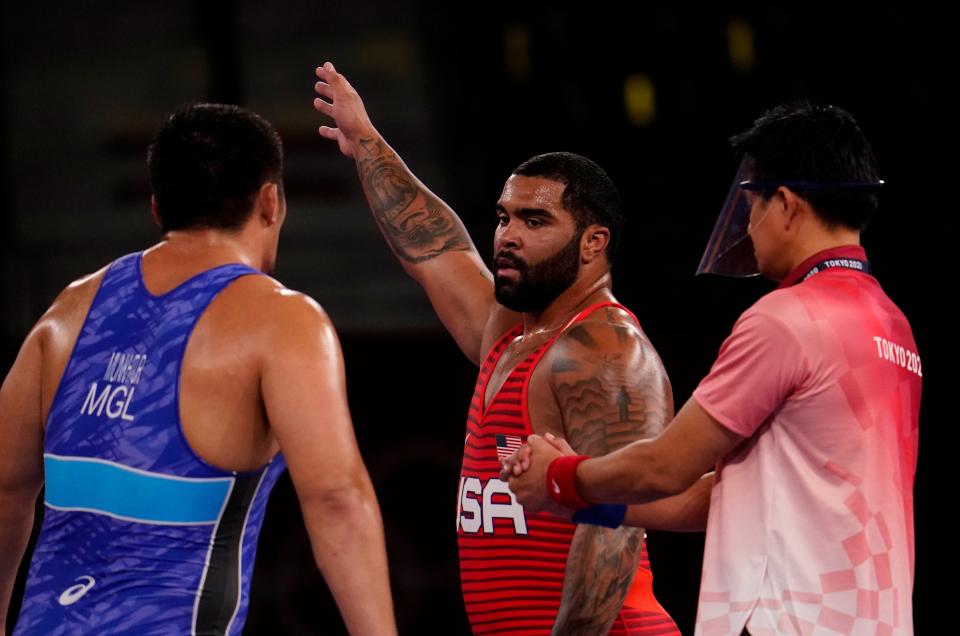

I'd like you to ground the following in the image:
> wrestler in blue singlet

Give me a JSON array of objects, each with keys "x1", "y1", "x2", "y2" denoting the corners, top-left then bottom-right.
[{"x1": 14, "y1": 252, "x2": 287, "y2": 635}]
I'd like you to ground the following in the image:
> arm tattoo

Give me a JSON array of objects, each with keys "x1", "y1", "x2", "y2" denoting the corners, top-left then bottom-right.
[
  {"x1": 553, "y1": 524, "x2": 643, "y2": 634},
  {"x1": 551, "y1": 323, "x2": 671, "y2": 455},
  {"x1": 355, "y1": 136, "x2": 472, "y2": 264},
  {"x1": 566, "y1": 324, "x2": 599, "y2": 349},
  {"x1": 605, "y1": 308, "x2": 631, "y2": 345},
  {"x1": 551, "y1": 357, "x2": 582, "y2": 373},
  {"x1": 548, "y1": 321, "x2": 671, "y2": 633},
  {"x1": 554, "y1": 358, "x2": 668, "y2": 455}
]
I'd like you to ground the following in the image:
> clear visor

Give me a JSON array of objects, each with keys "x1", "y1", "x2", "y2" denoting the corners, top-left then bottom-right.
[{"x1": 696, "y1": 158, "x2": 761, "y2": 277}]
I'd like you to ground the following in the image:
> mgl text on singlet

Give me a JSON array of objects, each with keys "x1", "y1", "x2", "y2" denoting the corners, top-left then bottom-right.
[{"x1": 79, "y1": 350, "x2": 149, "y2": 421}]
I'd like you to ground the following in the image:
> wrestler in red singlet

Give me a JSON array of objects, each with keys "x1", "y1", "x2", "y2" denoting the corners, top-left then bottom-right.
[
  {"x1": 458, "y1": 304, "x2": 679, "y2": 635},
  {"x1": 316, "y1": 62, "x2": 683, "y2": 634}
]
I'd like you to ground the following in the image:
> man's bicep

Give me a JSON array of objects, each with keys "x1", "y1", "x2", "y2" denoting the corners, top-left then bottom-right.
[
  {"x1": 261, "y1": 300, "x2": 365, "y2": 497},
  {"x1": 417, "y1": 252, "x2": 500, "y2": 364},
  {"x1": 550, "y1": 325, "x2": 673, "y2": 456}
]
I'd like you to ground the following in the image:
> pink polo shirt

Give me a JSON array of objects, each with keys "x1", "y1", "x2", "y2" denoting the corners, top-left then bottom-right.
[{"x1": 693, "y1": 246, "x2": 921, "y2": 636}]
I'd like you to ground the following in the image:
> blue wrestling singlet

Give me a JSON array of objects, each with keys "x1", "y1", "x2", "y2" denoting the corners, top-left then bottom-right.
[{"x1": 14, "y1": 252, "x2": 288, "y2": 635}]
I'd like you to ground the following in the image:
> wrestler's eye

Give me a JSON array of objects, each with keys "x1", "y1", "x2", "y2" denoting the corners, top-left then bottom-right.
[
  {"x1": 525, "y1": 218, "x2": 544, "y2": 228},
  {"x1": 496, "y1": 214, "x2": 508, "y2": 226}
]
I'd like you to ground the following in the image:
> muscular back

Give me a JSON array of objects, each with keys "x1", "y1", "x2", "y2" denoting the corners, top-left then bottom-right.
[{"x1": 34, "y1": 246, "x2": 288, "y2": 473}]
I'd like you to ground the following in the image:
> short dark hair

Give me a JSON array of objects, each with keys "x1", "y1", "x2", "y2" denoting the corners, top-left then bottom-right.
[
  {"x1": 147, "y1": 103, "x2": 284, "y2": 233},
  {"x1": 512, "y1": 152, "x2": 623, "y2": 259},
  {"x1": 730, "y1": 101, "x2": 881, "y2": 230}
]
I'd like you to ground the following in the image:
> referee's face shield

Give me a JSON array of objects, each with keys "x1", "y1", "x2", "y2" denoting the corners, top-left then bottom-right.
[
  {"x1": 696, "y1": 158, "x2": 765, "y2": 277},
  {"x1": 696, "y1": 158, "x2": 886, "y2": 277}
]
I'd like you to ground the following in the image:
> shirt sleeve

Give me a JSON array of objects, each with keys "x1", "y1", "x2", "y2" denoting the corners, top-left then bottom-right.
[{"x1": 692, "y1": 304, "x2": 809, "y2": 437}]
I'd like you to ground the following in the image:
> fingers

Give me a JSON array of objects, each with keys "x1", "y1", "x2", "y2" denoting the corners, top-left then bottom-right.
[
  {"x1": 313, "y1": 97, "x2": 333, "y2": 116},
  {"x1": 317, "y1": 125, "x2": 339, "y2": 140},
  {"x1": 314, "y1": 80, "x2": 333, "y2": 100},
  {"x1": 543, "y1": 432, "x2": 575, "y2": 455},
  {"x1": 510, "y1": 444, "x2": 532, "y2": 475},
  {"x1": 517, "y1": 444, "x2": 532, "y2": 472},
  {"x1": 499, "y1": 437, "x2": 546, "y2": 481},
  {"x1": 499, "y1": 452, "x2": 514, "y2": 480},
  {"x1": 315, "y1": 62, "x2": 336, "y2": 80},
  {"x1": 499, "y1": 444, "x2": 533, "y2": 480},
  {"x1": 315, "y1": 61, "x2": 341, "y2": 85},
  {"x1": 526, "y1": 434, "x2": 549, "y2": 456}
]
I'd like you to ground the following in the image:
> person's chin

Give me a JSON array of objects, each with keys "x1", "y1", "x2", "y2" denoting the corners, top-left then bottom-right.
[
  {"x1": 494, "y1": 286, "x2": 524, "y2": 311},
  {"x1": 494, "y1": 271, "x2": 522, "y2": 292}
]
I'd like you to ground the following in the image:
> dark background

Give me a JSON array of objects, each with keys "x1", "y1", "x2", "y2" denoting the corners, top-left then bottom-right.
[{"x1": 2, "y1": 1, "x2": 950, "y2": 634}]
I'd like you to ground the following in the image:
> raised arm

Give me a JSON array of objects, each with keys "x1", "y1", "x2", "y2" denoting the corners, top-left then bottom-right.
[{"x1": 314, "y1": 62, "x2": 509, "y2": 363}]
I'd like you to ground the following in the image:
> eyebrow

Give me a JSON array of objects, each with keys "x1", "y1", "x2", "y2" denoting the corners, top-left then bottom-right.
[{"x1": 495, "y1": 204, "x2": 556, "y2": 219}]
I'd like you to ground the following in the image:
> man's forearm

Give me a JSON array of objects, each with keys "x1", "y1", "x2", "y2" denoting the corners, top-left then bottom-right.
[
  {"x1": 0, "y1": 495, "x2": 37, "y2": 628},
  {"x1": 353, "y1": 134, "x2": 474, "y2": 267},
  {"x1": 623, "y1": 472, "x2": 714, "y2": 532},
  {"x1": 576, "y1": 399, "x2": 741, "y2": 506},
  {"x1": 576, "y1": 438, "x2": 684, "y2": 505},
  {"x1": 301, "y1": 481, "x2": 396, "y2": 636},
  {"x1": 553, "y1": 524, "x2": 643, "y2": 635}
]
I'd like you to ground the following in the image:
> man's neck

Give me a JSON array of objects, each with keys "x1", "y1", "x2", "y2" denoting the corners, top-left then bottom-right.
[
  {"x1": 780, "y1": 227, "x2": 862, "y2": 280},
  {"x1": 158, "y1": 228, "x2": 262, "y2": 271},
  {"x1": 521, "y1": 271, "x2": 615, "y2": 338}
]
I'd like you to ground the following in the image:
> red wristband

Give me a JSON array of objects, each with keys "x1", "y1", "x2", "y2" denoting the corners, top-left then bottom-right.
[{"x1": 546, "y1": 455, "x2": 591, "y2": 510}]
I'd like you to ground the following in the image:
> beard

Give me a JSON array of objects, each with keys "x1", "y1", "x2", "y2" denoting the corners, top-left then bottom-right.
[{"x1": 493, "y1": 232, "x2": 581, "y2": 312}]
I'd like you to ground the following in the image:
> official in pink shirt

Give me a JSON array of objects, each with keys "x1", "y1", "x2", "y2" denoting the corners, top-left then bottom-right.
[{"x1": 503, "y1": 102, "x2": 921, "y2": 636}]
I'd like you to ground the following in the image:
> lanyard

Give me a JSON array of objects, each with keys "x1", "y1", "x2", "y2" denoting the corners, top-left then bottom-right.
[{"x1": 798, "y1": 257, "x2": 871, "y2": 284}]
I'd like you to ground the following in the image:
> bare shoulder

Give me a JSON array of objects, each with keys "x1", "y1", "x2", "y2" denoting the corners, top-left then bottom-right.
[
  {"x1": 13, "y1": 267, "x2": 111, "y2": 421},
  {"x1": 32, "y1": 267, "x2": 109, "y2": 344},
  {"x1": 43, "y1": 267, "x2": 108, "y2": 318},
  {"x1": 542, "y1": 307, "x2": 673, "y2": 454},
  {"x1": 216, "y1": 275, "x2": 337, "y2": 350},
  {"x1": 546, "y1": 306, "x2": 662, "y2": 376}
]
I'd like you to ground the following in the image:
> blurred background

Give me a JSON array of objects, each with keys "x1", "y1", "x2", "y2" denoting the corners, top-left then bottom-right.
[{"x1": 2, "y1": 1, "x2": 949, "y2": 633}]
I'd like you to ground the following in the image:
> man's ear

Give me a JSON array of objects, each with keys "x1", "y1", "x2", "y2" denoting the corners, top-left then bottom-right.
[
  {"x1": 258, "y1": 182, "x2": 281, "y2": 227},
  {"x1": 581, "y1": 224, "x2": 610, "y2": 263}
]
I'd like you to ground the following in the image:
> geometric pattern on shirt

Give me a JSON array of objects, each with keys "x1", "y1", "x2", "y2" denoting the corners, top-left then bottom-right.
[{"x1": 698, "y1": 462, "x2": 900, "y2": 636}]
